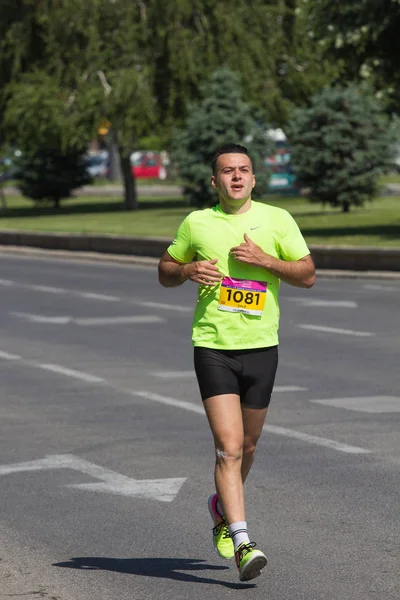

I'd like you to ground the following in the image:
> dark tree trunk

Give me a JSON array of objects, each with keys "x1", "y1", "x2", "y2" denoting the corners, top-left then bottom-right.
[
  {"x1": 119, "y1": 149, "x2": 138, "y2": 211},
  {"x1": 342, "y1": 200, "x2": 350, "y2": 213},
  {"x1": 54, "y1": 197, "x2": 60, "y2": 209},
  {"x1": 0, "y1": 186, "x2": 7, "y2": 211}
]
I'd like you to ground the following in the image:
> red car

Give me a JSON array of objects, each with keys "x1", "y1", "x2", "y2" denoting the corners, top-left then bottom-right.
[{"x1": 130, "y1": 151, "x2": 167, "y2": 179}]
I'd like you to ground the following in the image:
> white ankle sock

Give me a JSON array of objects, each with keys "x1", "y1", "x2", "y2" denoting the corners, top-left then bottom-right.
[{"x1": 228, "y1": 521, "x2": 250, "y2": 550}]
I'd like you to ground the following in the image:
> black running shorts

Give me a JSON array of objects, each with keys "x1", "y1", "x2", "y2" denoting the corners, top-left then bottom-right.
[{"x1": 193, "y1": 346, "x2": 278, "y2": 409}]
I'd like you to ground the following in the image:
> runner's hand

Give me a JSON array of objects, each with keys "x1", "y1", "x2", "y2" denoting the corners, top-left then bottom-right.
[
  {"x1": 230, "y1": 233, "x2": 266, "y2": 267},
  {"x1": 184, "y1": 259, "x2": 223, "y2": 286}
]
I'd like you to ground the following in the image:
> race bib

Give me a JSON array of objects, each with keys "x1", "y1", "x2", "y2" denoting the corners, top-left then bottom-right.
[{"x1": 218, "y1": 277, "x2": 267, "y2": 316}]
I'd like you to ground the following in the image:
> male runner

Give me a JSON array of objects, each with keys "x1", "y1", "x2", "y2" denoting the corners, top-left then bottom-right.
[{"x1": 158, "y1": 143, "x2": 315, "y2": 582}]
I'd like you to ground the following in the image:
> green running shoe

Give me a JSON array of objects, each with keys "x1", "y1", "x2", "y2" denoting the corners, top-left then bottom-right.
[
  {"x1": 208, "y1": 494, "x2": 234, "y2": 559},
  {"x1": 235, "y1": 542, "x2": 267, "y2": 582}
]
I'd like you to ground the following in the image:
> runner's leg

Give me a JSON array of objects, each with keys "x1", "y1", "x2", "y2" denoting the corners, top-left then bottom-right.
[
  {"x1": 203, "y1": 393, "x2": 245, "y2": 525},
  {"x1": 241, "y1": 406, "x2": 268, "y2": 483}
]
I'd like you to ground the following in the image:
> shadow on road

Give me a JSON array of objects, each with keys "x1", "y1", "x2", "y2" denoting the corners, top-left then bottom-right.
[{"x1": 53, "y1": 556, "x2": 256, "y2": 589}]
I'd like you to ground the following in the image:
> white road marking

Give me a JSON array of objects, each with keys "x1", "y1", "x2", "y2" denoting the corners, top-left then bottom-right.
[
  {"x1": 289, "y1": 298, "x2": 357, "y2": 308},
  {"x1": 298, "y1": 324, "x2": 375, "y2": 337},
  {"x1": 273, "y1": 386, "x2": 308, "y2": 392},
  {"x1": 80, "y1": 292, "x2": 119, "y2": 301},
  {"x1": 11, "y1": 312, "x2": 71, "y2": 324},
  {"x1": 151, "y1": 371, "x2": 195, "y2": 379},
  {"x1": 11, "y1": 312, "x2": 164, "y2": 326},
  {"x1": 75, "y1": 315, "x2": 164, "y2": 325},
  {"x1": 132, "y1": 391, "x2": 370, "y2": 454},
  {"x1": 261, "y1": 424, "x2": 371, "y2": 454},
  {"x1": 30, "y1": 285, "x2": 66, "y2": 294},
  {"x1": 0, "y1": 348, "x2": 370, "y2": 455},
  {"x1": 133, "y1": 390, "x2": 205, "y2": 415},
  {"x1": 136, "y1": 301, "x2": 191, "y2": 312},
  {"x1": 311, "y1": 396, "x2": 400, "y2": 414},
  {"x1": 0, "y1": 350, "x2": 21, "y2": 360},
  {"x1": 0, "y1": 276, "x2": 192, "y2": 312},
  {"x1": 37, "y1": 364, "x2": 105, "y2": 383},
  {"x1": 363, "y1": 284, "x2": 399, "y2": 292},
  {"x1": 0, "y1": 454, "x2": 186, "y2": 502}
]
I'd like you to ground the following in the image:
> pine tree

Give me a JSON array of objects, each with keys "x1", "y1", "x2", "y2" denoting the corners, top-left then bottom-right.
[
  {"x1": 287, "y1": 85, "x2": 396, "y2": 212},
  {"x1": 171, "y1": 69, "x2": 274, "y2": 207},
  {"x1": 14, "y1": 149, "x2": 91, "y2": 209}
]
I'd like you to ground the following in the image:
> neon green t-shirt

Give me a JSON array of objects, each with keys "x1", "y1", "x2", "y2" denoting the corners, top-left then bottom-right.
[{"x1": 167, "y1": 201, "x2": 310, "y2": 350}]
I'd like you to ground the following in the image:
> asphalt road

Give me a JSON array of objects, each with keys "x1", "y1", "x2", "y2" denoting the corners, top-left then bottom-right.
[{"x1": 0, "y1": 253, "x2": 399, "y2": 600}]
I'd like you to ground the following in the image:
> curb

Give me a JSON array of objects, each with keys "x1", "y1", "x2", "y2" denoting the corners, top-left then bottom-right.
[{"x1": 1, "y1": 239, "x2": 400, "y2": 280}]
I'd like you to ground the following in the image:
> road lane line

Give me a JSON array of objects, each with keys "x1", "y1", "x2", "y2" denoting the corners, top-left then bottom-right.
[
  {"x1": 363, "y1": 284, "x2": 399, "y2": 292},
  {"x1": 273, "y1": 386, "x2": 308, "y2": 392},
  {"x1": 11, "y1": 312, "x2": 71, "y2": 324},
  {"x1": 0, "y1": 351, "x2": 22, "y2": 360},
  {"x1": 0, "y1": 349, "x2": 372, "y2": 455},
  {"x1": 30, "y1": 285, "x2": 66, "y2": 294},
  {"x1": 133, "y1": 390, "x2": 205, "y2": 415},
  {"x1": 75, "y1": 315, "x2": 164, "y2": 325},
  {"x1": 0, "y1": 279, "x2": 14, "y2": 286},
  {"x1": 80, "y1": 292, "x2": 120, "y2": 301},
  {"x1": 132, "y1": 391, "x2": 370, "y2": 454},
  {"x1": 298, "y1": 324, "x2": 375, "y2": 337},
  {"x1": 37, "y1": 364, "x2": 105, "y2": 383},
  {"x1": 261, "y1": 424, "x2": 370, "y2": 454},
  {"x1": 136, "y1": 301, "x2": 192, "y2": 312},
  {"x1": 288, "y1": 298, "x2": 357, "y2": 308}
]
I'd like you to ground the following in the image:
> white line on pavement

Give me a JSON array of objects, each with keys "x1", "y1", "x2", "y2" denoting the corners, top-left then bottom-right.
[
  {"x1": 261, "y1": 424, "x2": 371, "y2": 454},
  {"x1": 136, "y1": 301, "x2": 192, "y2": 312},
  {"x1": 273, "y1": 386, "x2": 308, "y2": 392},
  {"x1": 288, "y1": 298, "x2": 357, "y2": 308},
  {"x1": 0, "y1": 350, "x2": 22, "y2": 360},
  {"x1": 151, "y1": 371, "x2": 195, "y2": 379},
  {"x1": 37, "y1": 364, "x2": 105, "y2": 383},
  {"x1": 132, "y1": 391, "x2": 370, "y2": 455},
  {"x1": 298, "y1": 324, "x2": 375, "y2": 337},
  {"x1": 30, "y1": 285, "x2": 67, "y2": 294},
  {"x1": 363, "y1": 284, "x2": 399, "y2": 292},
  {"x1": 75, "y1": 315, "x2": 164, "y2": 325},
  {"x1": 0, "y1": 349, "x2": 371, "y2": 455},
  {"x1": 11, "y1": 312, "x2": 71, "y2": 324},
  {"x1": 133, "y1": 390, "x2": 205, "y2": 415},
  {"x1": 0, "y1": 279, "x2": 14, "y2": 286},
  {"x1": 80, "y1": 292, "x2": 120, "y2": 301}
]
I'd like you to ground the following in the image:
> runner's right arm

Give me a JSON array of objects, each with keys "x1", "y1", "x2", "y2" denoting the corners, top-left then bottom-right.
[{"x1": 158, "y1": 252, "x2": 222, "y2": 287}]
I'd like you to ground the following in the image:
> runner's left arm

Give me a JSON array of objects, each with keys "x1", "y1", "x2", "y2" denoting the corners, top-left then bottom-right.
[{"x1": 230, "y1": 233, "x2": 316, "y2": 289}]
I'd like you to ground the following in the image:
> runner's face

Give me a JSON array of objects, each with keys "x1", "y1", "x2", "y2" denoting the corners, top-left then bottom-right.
[{"x1": 211, "y1": 153, "x2": 255, "y2": 203}]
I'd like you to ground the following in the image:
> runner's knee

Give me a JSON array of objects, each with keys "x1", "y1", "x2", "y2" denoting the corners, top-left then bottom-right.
[{"x1": 215, "y1": 446, "x2": 243, "y2": 464}]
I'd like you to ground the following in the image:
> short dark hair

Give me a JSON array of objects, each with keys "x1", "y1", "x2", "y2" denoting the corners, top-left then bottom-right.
[{"x1": 211, "y1": 143, "x2": 253, "y2": 174}]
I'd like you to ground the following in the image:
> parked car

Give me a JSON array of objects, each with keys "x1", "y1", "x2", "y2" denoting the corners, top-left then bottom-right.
[
  {"x1": 85, "y1": 152, "x2": 109, "y2": 178},
  {"x1": 130, "y1": 151, "x2": 167, "y2": 180}
]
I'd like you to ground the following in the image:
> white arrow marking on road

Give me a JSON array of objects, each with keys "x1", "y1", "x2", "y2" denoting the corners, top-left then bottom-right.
[{"x1": 0, "y1": 454, "x2": 186, "y2": 502}]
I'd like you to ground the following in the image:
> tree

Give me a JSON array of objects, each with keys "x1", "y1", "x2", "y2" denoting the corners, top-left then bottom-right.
[
  {"x1": 0, "y1": 0, "x2": 335, "y2": 212},
  {"x1": 287, "y1": 84, "x2": 396, "y2": 212},
  {"x1": 306, "y1": 0, "x2": 400, "y2": 112},
  {"x1": 14, "y1": 148, "x2": 91, "y2": 208},
  {"x1": 171, "y1": 68, "x2": 274, "y2": 207}
]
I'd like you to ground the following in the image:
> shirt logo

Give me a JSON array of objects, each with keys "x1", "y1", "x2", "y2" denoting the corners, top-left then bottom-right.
[{"x1": 250, "y1": 226, "x2": 261, "y2": 230}]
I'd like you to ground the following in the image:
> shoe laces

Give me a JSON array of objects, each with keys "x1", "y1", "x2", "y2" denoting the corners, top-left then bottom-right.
[
  {"x1": 236, "y1": 541, "x2": 256, "y2": 561},
  {"x1": 212, "y1": 519, "x2": 231, "y2": 539}
]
